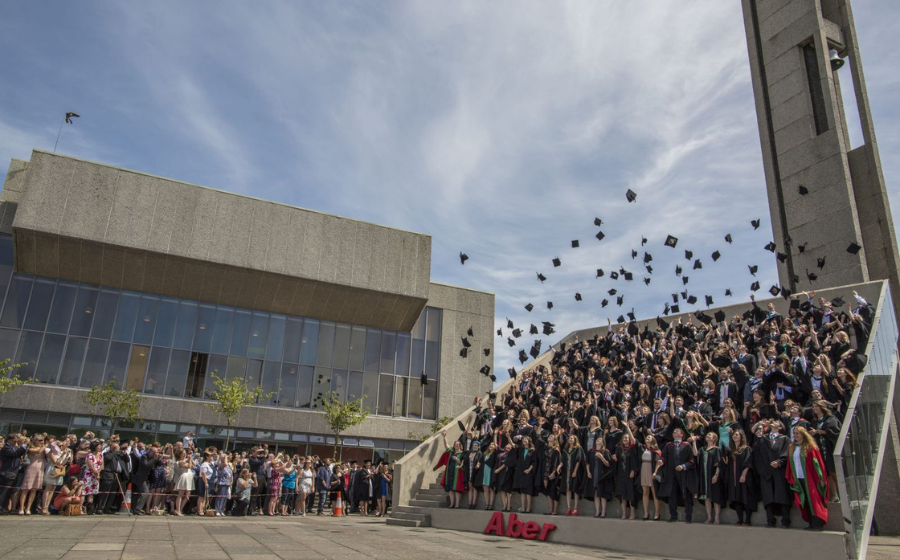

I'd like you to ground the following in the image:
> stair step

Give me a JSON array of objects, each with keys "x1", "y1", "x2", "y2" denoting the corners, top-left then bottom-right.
[
  {"x1": 417, "y1": 488, "x2": 445, "y2": 496},
  {"x1": 412, "y1": 495, "x2": 444, "y2": 504},
  {"x1": 391, "y1": 511, "x2": 432, "y2": 522},
  {"x1": 394, "y1": 505, "x2": 433, "y2": 514},
  {"x1": 410, "y1": 499, "x2": 446, "y2": 508},
  {"x1": 428, "y1": 483, "x2": 443, "y2": 491},
  {"x1": 386, "y1": 518, "x2": 426, "y2": 528}
]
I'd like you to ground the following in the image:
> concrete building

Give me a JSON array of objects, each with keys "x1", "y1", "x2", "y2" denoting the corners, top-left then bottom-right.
[{"x1": 0, "y1": 150, "x2": 495, "y2": 464}]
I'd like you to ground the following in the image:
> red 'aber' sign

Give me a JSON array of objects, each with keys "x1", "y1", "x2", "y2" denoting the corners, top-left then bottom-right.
[{"x1": 483, "y1": 511, "x2": 557, "y2": 541}]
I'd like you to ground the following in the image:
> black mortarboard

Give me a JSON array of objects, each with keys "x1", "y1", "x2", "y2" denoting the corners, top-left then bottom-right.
[
  {"x1": 616, "y1": 315, "x2": 626, "y2": 324},
  {"x1": 693, "y1": 259, "x2": 702, "y2": 270},
  {"x1": 525, "y1": 303, "x2": 534, "y2": 312},
  {"x1": 421, "y1": 372, "x2": 428, "y2": 385},
  {"x1": 642, "y1": 236, "x2": 648, "y2": 246},
  {"x1": 696, "y1": 311, "x2": 713, "y2": 325},
  {"x1": 596, "y1": 268, "x2": 604, "y2": 278},
  {"x1": 807, "y1": 269, "x2": 818, "y2": 281},
  {"x1": 530, "y1": 345, "x2": 540, "y2": 358},
  {"x1": 800, "y1": 301, "x2": 812, "y2": 312},
  {"x1": 627, "y1": 322, "x2": 638, "y2": 336},
  {"x1": 489, "y1": 374, "x2": 496, "y2": 382},
  {"x1": 644, "y1": 252, "x2": 652, "y2": 263},
  {"x1": 596, "y1": 231, "x2": 606, "y2": 241},
  {"x1": 626, "y1": 189, "x2": 637, "y2": 203},
  {"x1": 687, "y1": 295, "x2": 697, "y2": 305},
  {"x1": 508, "y1": 367, "x2": 517, "y2": 379},
  {"x1": 725, "y1": 289, "x2": 732, "y2": 296},
  {"x1": 467, "y1": 327, "x2": 474, "y2": 337},
  {"x1": 632, "y1": 249, "x2": 638, "y2": 259},
  {"x1": 458, "y1": 420, "x2": 467, "y2": 432},
  {"x1": 512, "y1": 328, "x2": 522, "y2": 338},
  {"x1": 685, "y1": 250, "x2": 693, "y2": 260},
  {"x1": 781, "y1": 287, "x2": 792, "y2": 299},
  {"x1": 751, "y1": 219, "x2": 761, "y2": 230},
  {"x1": 518, "y1": 350, "x2": 528, "y2": 364},
  {"x1": 750, "y1": 281, "x2": 760, "y2": 291},
  {"x1": 675, "y1": 264, "x2": 682, "y2": 276},
  {"x1": 712, "y1": 251, "x2": 721, "y2": 262},
  {"x1": 530, "y1": 324, "x2": 538, "y2": 335},
  {"x1": 681, "y1": 290, "x2": 688, "y2": 300},
  {"x1": 571, "y1": 240, "x2": 579, "y2": 248},
  {"x1": 784, "y1": 236, "x2": 793, "y2": 247},
  {"x1": 847, "y1": 242, "x2": 861, "y2": 255},
  {"x1": 552, "y1": 257, "x2": 561, "y2": 267},
  {"x1": 459, "y1": 252, "x2": 469, "y2": 265},
  {"x1": 777, "y1": 252, "x2": 787, "y2": 263},
  {"x1": 462, "y1": 337, "x2": 471, "y2": 348},
  {"x1": 799, "y1": 242, "x2": 808, "y2": 253},
  {"x1": 672, "y1": 293, "x2": 679, "y2": 303},
  {"x1": 768, "y1": 285, "x2": 780, "y2": 296},
  {"x1": 623, "y1": 271, "x2": 634, "y2": 281},
  {"x1": 643, "y1": 277, "x2": 651, "y2": 285},
  {"x1": 665, "y1": 235, "x2": 678, "y2": 248},
  {"x1": 608, "y1": 289, "x2": 617, "y2": 295},
  {"x1": 483, "y1": 348, "x2": 490, "y2": 357},
  {"x1": 496, "y1": 328, "x2": 502, "y2": 336},
  {"x1": 663, "y1": 303, "x2": 671, "y2": 315},
  {"x1": 616, "y1": 295, "x2": 624, "y2": 306},
  {"x1": 682, "y1": 276, "x2": 689, "y2": 285},
  {"x1": 764, "y1": 242, "x2": 776, "y2": 252},
  {"x1": 725, "y1": 234, "x2": 732, "y2": 244},
  {"x1": 831, "y1": 296, "x2": 846, "y2": 308},
  {"x1": 798, "y1": 185, "x2": 809, "y2": 196},
  {"x1": 575, "y1": 293, "x2": 582, "y2": 301},
  {"x1": 817, "y1": 256, "x2": 826, "y2": 269},
  {"x1": 714, "y1": 310, "x2": 726, "y2": 323},
  {"x1": 748, "y1": 264, "x2": 758, "y2": 276},
  {"x1": 479, "y1": 365, "x2": 491, "y2": 375},
  {"x1": 547, "y1": 301, "x2": 553, "y2": 309},
  {"x1": 507, "y1": 338, "x2": 515, "y2": 347},
  {"x1": 789, "y1": 299, "x2": 800, "y2": 310},
  {"x1": 627, "y1": 310, "x2": 636, "y2": 322},
  {"x1": 610, "y1": 271, "x2": 619, "y2": 280},
  {"x1": 507, "y1": 318, "x2": 514, "y2": 328},
  {"x1": 542, "y1": 322, "x2": 555, "y2": 335},
  {"x1": 459, "y1": 347, "x2": 468, "y2": 358},
  {"x1": 742, "y1": 309, "x2": 752, "y2": 321},
  {"x1": 601, "y1": 299, "x2": 609, "y2": 307},
  {"x1": 594, "y1": 217, "x2": 603, "y2": 226},
  {"x1": 536, "y1": 272, "x2": 547, "y2": 283},
  {"x1": 646, "y1": 265, "x2": 653, "y2": 274},
  {"x1": 657, "y1": 317, "x2": 670, "y2": 330},
  {"x1": 671, "y1": 304, "x2": 680, "y2": 313},
  {"x1": 791, "y1": 274, "x2": 800, "y2": 283},
  {"x1": 705, "y1": 295, "x2": 714, "y2": 306}
]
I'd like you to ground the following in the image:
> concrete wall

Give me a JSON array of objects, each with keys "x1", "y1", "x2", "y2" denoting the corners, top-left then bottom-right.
[
  {"x1": 0, "y1": 158, "x2": 28, "y2": 234},
  {"x1": 8, "y1": 151, "x2": 432, "y2": 331}
]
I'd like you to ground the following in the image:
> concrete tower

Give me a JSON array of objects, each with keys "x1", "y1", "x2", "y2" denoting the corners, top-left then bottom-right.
[{"x1": 741, "y1": 0, "x2": 900, "y2": 318}]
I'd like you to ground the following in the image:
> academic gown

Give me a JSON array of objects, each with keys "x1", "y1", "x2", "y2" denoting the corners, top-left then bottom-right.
[
  {"x1": 512, "y1": 448, "x2": 537, "y2": 495},
  {"x1": 657, "y1": 441, "x2": 698, "y2": 505},
  {"x1": 539, "y1": 447, "x2": 561, "y2": 500},
  {"x1": 614, "y1": 445, "x2": 641, "y2": 503},
  {"x1": 697, "y1": 446, "x2": 725, "y2": 506},
  {"x1": 441, "y1": 450, "x2": 466, "y2": 493},
  {"x1": 559, "y1": 447, "x2": 586, "y2": 496},
  {"x1": 786, "y1": 446, "x2": 829, "y2": 523},
  {"x1": 496, "y1": 451, "x2": 517, "y2": 493},
  {"x1": 723, "y1": 446, "x2": 757, "y2": 512},
  {"x1": 475, "y1": 452, "x2": 496, "y2": 490},
  {"x1": 464, "y1": 451, "x2": 483, "y2": 487},
  {"x1": 583, "y1": 449, "x2": 615, "y2": 500},
  {"x1": 752, "y1": 435, "x2": 791, "y2": 506}
]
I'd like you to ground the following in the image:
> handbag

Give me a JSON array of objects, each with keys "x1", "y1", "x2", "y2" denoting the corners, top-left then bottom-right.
[
  {"x1": 53, "y1": 463, "x2": 67, "y2": 478},
  {"x1": 62, "y1": 503, "x2": 82, "y2": 516}
]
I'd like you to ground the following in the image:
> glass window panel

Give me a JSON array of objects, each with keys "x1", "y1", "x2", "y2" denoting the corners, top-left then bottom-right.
[
  {"x1": 89, "y1": 290, "x2": 120, "y2": 340},
  {"x1": 378, "y1": 375, "x2": 394, "y2": 416},
  {"x1": 411, "y1": 336, "x2": 425, "y2": 379},
  {"x1": 412, "y1": 311, "x2": 426, "y2": 340},
  {"x1": 80, "y1": 339, "x2": 110, "y2": 388},
  {"x1": 0, "y1": 236, "x2": 13, "y2": 300},
  {"x1": 348, "y1": 371, "x2": 363, "y2": 402},
  {"x1": 349, "y1": 326, "x2": 366, "y2": 371},
  {"x1": 58, "y1": 337, "x2": 87, "y2": 386},
  {"x1": 23, "y1": 279, "x2": 56, "y2": 332},
  {"x1": 313, "y1": 366, "x2": 330, "y2": 408},
  {"x1": 0, "y1": 328, "x2": 20, "y2": 366},
  {"x1": 315, "y1": 322, "x2": 335, "y2": 367},
  {"x1": 331, "y1": 370, "x2": 348, "y2": 402},
  {"x1": 362, "y1": 372, "x2": 378, "y2": 414},
  {"x1": 204, "y1": 354, "x2": 228, "y2": 396},
  {"x1": 210, "y1": 307, "x2": 234, "y2": 355},
  {"x1": 0, "y1": 276, "x2": 33, "y2": 329},
  {"x1": 408, "y1": 377, "x2": 423, "y2": 419},
  {"x1": 152, "y1": 298, "x2": 179, "y2": 347},
  {"x1": 14, "y1": 330, "x2": 42, "y2": 380},
  {"x1": 225, "y1": 356, "x2": 247, "y2": 383},
  {"x1": 297, "y1": 365, "x2": 314, "y2": 408},
  {"x1": 124, "y1": 345, "x2": 149, "y2": 392},
  {"x1": 34, "y1": 333, "x2": 65, "y2": 384},
  {"x1": 274, "y1": 432, "x2": 289, "y2": 442},
  {"x1": 172, "y1": 302, "x2": 198, "y2": 350},
  {"x1": 192, "y1": 304, "x2": 216, "y2": 353},
  {"x1": 103, "y1": 342, "x2": 131, "y2": 386},
  {"x1": 425, "y1": 308, "x2": 442, "y2": 379},
  {"x1": 423, "y1": 380, "x2": 437, "y2": 420},
  {"x1": 380, "y1": 332, "x2": 396, "y2": 374},
  {"x1": 299, "y1": 319, "x2": 319, "y2": 365},
  {"x1": 46, "y1": 282, "x2": 77, "y2": 335},
  {"x1": 158, "y1": 422, "x2": 177, "y2": 433},
  {"x1": 283, "y1": 318, "x2": 302, "y2": 363},
  {"x1": 393, "y1": 376, "x2": 409, "y2": 417},
  {"x1": 247, "y1": 312, "x2": 269, "y2": 359},
  {"x1": 144, "y1": 347, "x2": 170, "y2": 395},
  {"x1": 165, "y1": 349, "x2": 190, "y2": 398},
  {"x1": 332, "y1": 324, "x2": 351, "y2": 370},
  {"x1": 364, "y1": 329, "x2": 381, "y2": 373},
  {"x1": 132, "y1": 295, "x2": 160, "y2": 345},
  {"x1": 246, "y1": 359, "x2": 263, "y2": 392},
  {"x1": 69, "y1": 286, "x2": 99, "y2": 337},
  {"x1": 292, "y1": 434, "x2": 308, "y2": 442},
  {"x1": 395, "y1": 333, "x2": 411, "y2": 376},
  {"x1": 111, "y1": 292, "x2": 140, "y2": 342},
  {"x1": 186, "y1": 352, "x2": 208, "y2": 398},
  {"x1": 265, "y1": 315, "x2": 286, "y2": 361},
  {"x1": 229, "y1": 310, "x2": 252, "y2": 357},
  {"x1": 279, "y1": 364, "x2": 299, "y2": 408},
  {"x1": 259, "y1": 361, "x2": 280, "y2": 405}
]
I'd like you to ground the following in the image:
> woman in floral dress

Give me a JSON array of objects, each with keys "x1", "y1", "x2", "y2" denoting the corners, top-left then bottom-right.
[{"x1": 81, "y1": 441, "x2": 103, "y2": 514}]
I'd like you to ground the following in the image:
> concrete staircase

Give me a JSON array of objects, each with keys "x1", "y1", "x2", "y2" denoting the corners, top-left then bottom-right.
[{"x1": 386, "y1": 482, "x2": 444, "y2": 527}]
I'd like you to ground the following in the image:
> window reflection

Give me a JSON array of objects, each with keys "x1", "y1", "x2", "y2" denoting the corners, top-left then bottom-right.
[
  {"x1": 34, "y1": 333, "x2": 65, "y2": 384},
  {"x1": 23, "y1": 279, "x2": 55, "y2": 332},
  {"x1": 132, "y1": 295, "x2": 160, "y2": 345},
  {"x1": 46, "y1": 282, "x2": 77, "y2": 335}
]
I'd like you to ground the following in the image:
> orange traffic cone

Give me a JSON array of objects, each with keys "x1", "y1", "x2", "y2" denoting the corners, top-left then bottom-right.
[
  {"x1": 333, "y1": 495, "x2": 343, "y2": 517},
  {"x1": 122, "y1": 483, "x2": 132, "y2": 510}
]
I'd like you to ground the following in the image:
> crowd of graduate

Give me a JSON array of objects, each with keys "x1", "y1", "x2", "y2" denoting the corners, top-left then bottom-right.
[{"x1": 437, "y1": 290, "x2": 871, "y2": 531}]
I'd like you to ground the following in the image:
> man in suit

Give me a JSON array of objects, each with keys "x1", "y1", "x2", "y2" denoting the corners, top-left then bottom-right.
[
  {"x1": 315, "y1": 458, "x2": 333, "y2": 515},
  {"x1": 347, "y1": 461, "x2": 359, "y2": 513},
  {"x1": 752, "y1": 420, "x2": 792, "y2": 527},
  {"x1": 98, "y1": 442, "x2": 129, "y2": 514},
  {"x1": 131, "y1": 446, "x2": 160, "y2": 515},
  {"x1": 0, "y1": 433, "x2": 27, "y2": 514},
  {"x1": 657, "y1": 428, "x2": 698, "y2": 523}
]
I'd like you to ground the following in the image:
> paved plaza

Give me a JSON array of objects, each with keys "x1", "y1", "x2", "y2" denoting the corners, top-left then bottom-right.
[{"x1": 0, "y1": 516, "x2": 897, "y2": 560}]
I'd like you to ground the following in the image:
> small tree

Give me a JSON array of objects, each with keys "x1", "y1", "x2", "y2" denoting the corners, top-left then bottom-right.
[
  {"x1": 321, "y1": 391, "x2": 369, "y2": 460},
  {"x1": 81, "y1": 381, "x2": 143, "y2": 436},
  {"x1": 0, "y1": 359, "x2": 31, "y2": 413},
  {"x1": 409, "y1": 416, "x2": 454, "y2": 443},
  {"x1": 205, "y1": 372, "x2": 273, "y2": 450}
]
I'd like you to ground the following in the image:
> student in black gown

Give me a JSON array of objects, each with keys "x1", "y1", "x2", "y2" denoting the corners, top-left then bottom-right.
[
  {"x1": 539, "y1": 434, "x2": 561, "y2": 515},
  {"x1": 613, "y1": 431, "x2": 641, "y2": 520},
  {"x1": 558, "y1": 434, "x2": 585, "y2": 517},
  {"x1": 585, "y1": 437, "x2": 615, "y2": 518},
  {"x1": 810, "y1": 400, "x2": 841, "y2": 499},
  {"x1": 695, "y1": 431, "x2": 724, "y2": 524},
  {"x1": 494, "y1": 442, "x2": 516, "y2": 512},
  {"x1": 464, "y1": 440, "x2": 483, "y2": 510},
  {"x1": 475, "y1": 441, "x2": 498, "y2": 510},
  {"x1": 658, "y1": 427, "x2": 698, "y2": 523},
  {"x1": 752, "y1": 419, "x2": 792, "y2": 527},
  {"x1": 723, "y1": 428, "x2": 756, "y2": 525},
  {"x1": 512, "y1": 436, "x2": 537, "y2": 513}
]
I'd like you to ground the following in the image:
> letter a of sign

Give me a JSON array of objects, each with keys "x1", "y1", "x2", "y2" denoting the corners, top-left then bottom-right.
[{"x1": 483, "y1": 511, "x2": 505, "y2": 536}]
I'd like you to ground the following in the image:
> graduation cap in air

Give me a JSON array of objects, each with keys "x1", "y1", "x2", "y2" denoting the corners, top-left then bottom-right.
[
  {"x1": 665, "y1": 235, "x2": 678, "y2": 248},
  {"x1": 663, "y1": 303, "x2": 671, "y2": 316},
  {"x1": 421, "y1": 372, "x2": 428, "y2": 385},
  {"x1": 571, "y1": 240, "x2": 580, "y2": 248},
  {"x1": 798, "y1": 243, "x2": 808, "y2": 253},
  {"x1": 725, "y1": 289, "x2": 732, "y2": 296},
  {"x1": 712, "y1": 251, "x2": 721, "y2": 262},
  {"x1": 791, "y1": 274, "x2": 800, "y2": 284},
  {"x1": 627, "y1": 310, "x2": 637, "y2": 322},
  {"x1": 657, "y1": 317, "x2": 670, "y2": 330},
  {"x1": 462, "y1": 337, "x2": 471, "y2": 347},
  {"x1": 695, "y1": 311, "x2": 713, "y2": 325},
  {"x1": 547, "y1": 301, "x2": 554, "y2": 310},
  {"x1": 479, "y1": 365, "x2": 491, "y2": 375},
  {"x1": 601, "y1": 299, "x2": 609, "y2": 308},
  {"x1": 616, "y1": 315, "x2": 626, "y2": 324},
  {"x1": 675, "y1": 264, "x2": 683, "y2": 276},
  {"x1": 800, "y1": 300, "x2": 812, "y2": 312},
  {"x1": 783, "y1": 236, "x2": 793, "y2": 247},
  {"x1": 714, "y1": 310, "x2": 726, "y2": 323},
  {"x1": 626, "y1": 189, "x2": 637, "y2": 203},
  {"x1": 627, "y1": 322, "x2": 639, "y2": 336},
  {"x1": 489, "y1": 374, "x2": 496, "y2": 382},
  {"x1": 831, "y1": 296, "x2": 846, "y2": 308},
  {"x1": 642, "y1": 236, "x2": 648, "y2": 246},
  {"x1": 643, "y1": 277, "x2": 651, "y2": 285},
  {"x1": 518, "y1": 350, "x2": 528, "y2": 364},
  {"x1": 596, "y1": 231, "x2": 606, "y2": 241},
  {"x1": 751, "y1": 219, "x2": 761, "y2": 230},
  {"x1": 749, "y1": 265, "x2": 758, "y2": 276},
  {"x1": 693, "y1": 259, "x2": 702, "y2": 270},
  {"x1": 496, "y1": 328, "x2": 502, "y2": 336},
  {"x1": 459, "y1": 347, "x2": 468, "y2": 358},
  {"x1": 508, "y1": 367, "x2": 517, "y2": 379},
  {"x1": 687, "y1": 295, "x2": 698, "y2": 305},
  {"x1": 682, "y1": 276, "x2": 689, "y2": 285},
  {"x1": 769, "y1": 285, "x2": 780, "y2": 297},
  {"x1": 616, "y1": 295, "x2": 624, "y2": 306},
  {"x1": 807, "y1": 270, "x2": 818, "y2": 282},
  {"x1": 672, "y1": 293, "x2": 679, "y2": 303},
  {"x1": 575, "y1": 293, "x2": 582, "y2": 301},
  {"x1": 777, "y1": 252, "x2": 787, "y2": 263},
  {"x1": 725, "y1": 234, "x2": 733, "y2": 244},
  {"x1": 781, "y1": 287, "x2": 792, "y2": 299},
  {"x1": 623, "y1": 271, "x2": 634, "y2": 281},
  {"x1": 552, "y1": 257, "x2": 561, "y2": 267},
  {"x1": 608, "y1": 289, "x2": 617, "y2": 295},
  {"x1": 764, "y1": 242, "x2": 777, "y2": 252},
  {"x1": 507, "y1": 318, "x2": 514, "y2": 329},
  {"x1": 671, "y1": 304, "x2": 680, "y2": 313},
  {"x1": 751, "y1": 281, "x2": 760, "y2": 292},
  {"x1": 507, "y1": 338, "x2": 516, "y2": 347},
  {"x1": 596, "y1": 269, "x2": 604, "y2": 278},
  {"x1": 483, "y1": 348, "x2": 490, "y2": 357},
  {"x1": 512, "y1": 328, "x2": 522, "y2": 338},
  {"x1": 530, "y1": 324, "x2": 538, "y2": 335},
  {"x1": 542, "y1": 322, "x2": 555, "y2": 335},
  {"x1": 817, "y1": 256, "x2": 826, "y2": 269},
  {"x1": 646, "y1": 265, "x2": 653, "y2": 274},
  {"x1": 632, "y1": 249, "x2": 638, "y2": 259},
  {"x1": 681, "y1": 290, "x2": 688, "y2": 300},
  {"x1": 705, "y1": 295, "x2": 714, "y2": 306},
  {"x1": 467, "y1": 327, "x2": 474, "y2": 337},
  {"x1": 643, "y1": 252, "x2": 653, "y2": 263},
  {"x1": 847, "y1": 242, "x2": 861, "y2": 255},
  {"x1": 685, "y1": 250, "x2": 693, "y2": 260},
  {"x1": 525, "y1": 303, "x2": 534, "y2": 312},
  {"x1": 610, "y1": 271, "x2": 619, "y2": 280},
  {"x1": 594, "y1": 217, "x2": 603, "y2": 226},
  {"x1": 537, "y1": 272, "x2": 547, "y2": 283},
  {"x1": 790, "y1": 299, "x2": 800, "y2": 310},
  {"x1": 530, "y1": 343, "x2": 541, "y2": 359},
  {"x1": 459, "y1": 252, "x2": 469, "y2": 265},
  {"x1": 798, "y1": 185, "x2": 809, "y2": 196}
]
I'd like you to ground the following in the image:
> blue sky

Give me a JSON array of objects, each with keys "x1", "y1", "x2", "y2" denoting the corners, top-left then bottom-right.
[{"x1": 2, "y1": 1, "x2": 899, "y2": 371}]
